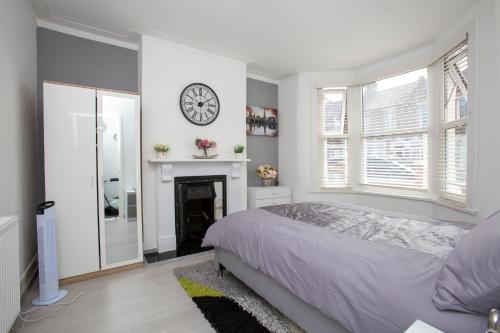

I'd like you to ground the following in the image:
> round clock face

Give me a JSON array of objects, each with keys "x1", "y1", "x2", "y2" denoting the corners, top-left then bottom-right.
[{"x1": 179, "y1": 83, "x2": 220, "y2": 126}]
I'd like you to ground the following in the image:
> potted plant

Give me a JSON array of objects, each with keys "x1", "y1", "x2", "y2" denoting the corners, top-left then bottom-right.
[
  {"x1": 256, "y1": 164, "x2": 278, "y2": 187},
  {"x1": 233, "y1": 144, "x2": 245, "y2": 158},
  {"x1": 195, "y1": 138, "x2": 217, "y2": 158},
  {"x1": 154, "y1": 144, "x2": 170, "y2": 159}
]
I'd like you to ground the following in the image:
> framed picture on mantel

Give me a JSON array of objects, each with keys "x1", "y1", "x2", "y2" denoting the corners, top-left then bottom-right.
[{"x1": 246, "y1": 106, "x2": 278, "y2": 137}]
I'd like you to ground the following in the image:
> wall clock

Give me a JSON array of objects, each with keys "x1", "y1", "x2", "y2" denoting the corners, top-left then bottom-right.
[{"x1": 179, "y1": 83, "x2": 220, "y2": 126}]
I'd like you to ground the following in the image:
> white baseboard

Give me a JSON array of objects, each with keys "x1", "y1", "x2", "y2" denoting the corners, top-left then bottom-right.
[
  {"x1": 157, "y1": 235, "x2": 176, "y2": 253},
  {"x1": 20, "y1": 254, "x2": 38, "y2": 301}
]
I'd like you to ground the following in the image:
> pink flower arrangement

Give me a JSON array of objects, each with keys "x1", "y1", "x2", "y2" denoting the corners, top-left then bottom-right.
[
  {"x1": 195, "y1": 138, "x2": 217, "y2": 156},
  {"x1": 256, "y1": 164, "x2": 278, "y2": 179}
]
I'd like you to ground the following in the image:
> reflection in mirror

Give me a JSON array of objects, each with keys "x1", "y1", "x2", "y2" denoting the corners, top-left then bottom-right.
[{"x1": 102, "y1": 95, "x2": 139, "y2": 265}]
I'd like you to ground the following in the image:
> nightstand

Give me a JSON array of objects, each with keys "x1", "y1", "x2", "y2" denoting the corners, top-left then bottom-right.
[{"x1": 247, "y1": 186, "x2": 293, "y2": 209}]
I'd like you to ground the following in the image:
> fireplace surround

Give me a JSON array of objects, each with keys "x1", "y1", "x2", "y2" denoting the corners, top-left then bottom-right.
[{"x1": 147, "y1": 159, "x2": 248, "y2": 258}]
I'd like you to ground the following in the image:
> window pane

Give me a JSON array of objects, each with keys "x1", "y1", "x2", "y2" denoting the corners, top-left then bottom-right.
[
  {"x1": 363, "y1": 69, "x2": 428, "y2": 134},
  {"x1": 444, "y1": 126, "x2": 467, "y2": 196},
  {"x1": 444, "y1": 48, "x2": 468, "y2": 122},
  {"x1": 364, "y1": 134, "x2": 427, "y2": 188},
  {"x1": 323, "y1": 90, "x2": 347, "y2": 134},
  {"x1": 322, "y1": 138, "x2": 348, "y2": 186}
]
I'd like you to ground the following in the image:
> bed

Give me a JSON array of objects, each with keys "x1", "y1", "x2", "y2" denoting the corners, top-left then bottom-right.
[{"x1": 202, "y1": 201, "x2": 488, "y2": 333}]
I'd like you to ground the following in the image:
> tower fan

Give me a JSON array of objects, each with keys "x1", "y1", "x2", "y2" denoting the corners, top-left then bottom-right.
[{"x1": 33, "y1": 201, "x2": 67, "y2": 305}]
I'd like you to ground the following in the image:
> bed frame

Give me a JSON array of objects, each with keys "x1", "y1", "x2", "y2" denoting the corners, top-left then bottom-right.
[{"x1": 215, "y1": 248, "x2": 350, "y2": 333}]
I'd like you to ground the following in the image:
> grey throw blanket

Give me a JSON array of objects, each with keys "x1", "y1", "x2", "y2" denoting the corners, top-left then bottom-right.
[{"x1": 262, "y1": 202, "x2": 472, "y2": 258}]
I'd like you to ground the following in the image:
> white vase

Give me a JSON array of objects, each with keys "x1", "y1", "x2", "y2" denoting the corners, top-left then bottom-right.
[
  {"x1": 235, "y1": 152, "x2": 243, "y2": 159},
  {"x1": 156, "y1": 151, "x2": 167, "y2": 159}
]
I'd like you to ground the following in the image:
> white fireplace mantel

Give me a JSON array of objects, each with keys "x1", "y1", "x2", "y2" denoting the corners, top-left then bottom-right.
[
  {"x1": 149, "y1": 158, "x2": 249, "y2": 253},
  {"x1": 149, "y1": 158, "x2": 250, "y2": 163},
  {"x1": 149, "y1": 158, "x2": 250, "y2": 182}
]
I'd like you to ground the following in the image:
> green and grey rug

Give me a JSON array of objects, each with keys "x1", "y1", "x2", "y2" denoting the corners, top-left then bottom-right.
[{"x1": 173, "y1": 260, "x2": 303, "y2": 333}]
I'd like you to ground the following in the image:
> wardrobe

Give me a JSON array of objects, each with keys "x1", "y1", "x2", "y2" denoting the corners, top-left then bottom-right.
[{"x1": 43, "y1": 82, "x2": 143, "y2": 280}]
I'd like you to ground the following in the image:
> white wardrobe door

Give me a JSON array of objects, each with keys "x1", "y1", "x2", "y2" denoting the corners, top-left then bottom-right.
[{"x1": 44, "y1": 83, "x2": 100, "y2": 279}]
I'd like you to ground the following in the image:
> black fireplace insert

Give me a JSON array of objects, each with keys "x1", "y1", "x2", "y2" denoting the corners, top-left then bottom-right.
[{"x1": 174, "y1": 175, "x2": 227, "y2": 257}]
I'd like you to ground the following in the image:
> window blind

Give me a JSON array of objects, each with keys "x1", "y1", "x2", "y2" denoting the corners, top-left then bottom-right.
[
  {"x1": 440, "y1": 40, "x2": 468, "y2": 202},
  {"x1": 362, "y1": 69, "x2": 428, "y2": 188},
  {"x1": 317, "y1": 88, "x2": 348, "y2": 187}
]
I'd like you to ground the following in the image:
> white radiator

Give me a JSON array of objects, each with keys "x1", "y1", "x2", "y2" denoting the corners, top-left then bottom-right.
[{"x1": 0, "y1": 216, "x2": 20, "y2": 333}]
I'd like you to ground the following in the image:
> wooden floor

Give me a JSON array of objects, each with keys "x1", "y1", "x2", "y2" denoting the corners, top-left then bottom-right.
[{"x1": 13, "y1": 252, "x2": 216, "y2": 333}]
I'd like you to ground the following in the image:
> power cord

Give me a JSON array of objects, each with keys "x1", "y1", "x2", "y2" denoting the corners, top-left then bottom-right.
[{"x1": 11, "y1": 292, "x2": 83, "y2": 332}]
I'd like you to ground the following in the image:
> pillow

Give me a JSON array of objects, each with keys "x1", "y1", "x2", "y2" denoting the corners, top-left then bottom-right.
[{"x1": 433, "y1": 210, "x2": 500, "y2": 314}]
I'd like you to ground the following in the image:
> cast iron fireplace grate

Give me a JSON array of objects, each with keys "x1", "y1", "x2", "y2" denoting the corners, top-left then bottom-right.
[{"x1": 175, "y1": 175, "x2": 227, "y2": 257}]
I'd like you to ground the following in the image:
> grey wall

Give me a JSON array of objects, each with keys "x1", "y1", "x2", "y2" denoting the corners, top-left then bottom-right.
[
  {"x1": 246, "y1": 78, "x2": 279, "y2": 186},
  {"x1": 36, "y1": 28, "x2": 138, "y2": 200},
  {"x1": 0, "y1": 0, "x2": 37, "y2": 280}
]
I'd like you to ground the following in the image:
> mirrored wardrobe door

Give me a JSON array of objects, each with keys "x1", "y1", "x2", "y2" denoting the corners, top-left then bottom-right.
[{"x1": 97, "y1": 90, "x2": 142, "y2": 269}]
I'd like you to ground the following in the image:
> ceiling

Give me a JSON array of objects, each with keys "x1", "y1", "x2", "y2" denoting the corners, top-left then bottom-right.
[{"x1": 31, "y1": 0, "x2": 477, "y2": 79}]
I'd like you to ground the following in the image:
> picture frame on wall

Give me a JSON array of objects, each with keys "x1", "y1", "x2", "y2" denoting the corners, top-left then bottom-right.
[{"x1": 246, "y1": 106, "x2": 278, "y2": 137}]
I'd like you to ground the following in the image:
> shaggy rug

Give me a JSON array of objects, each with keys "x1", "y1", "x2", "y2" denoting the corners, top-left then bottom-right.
[{"x1": 173, "y1": 260, "x2": 303, "y2": 333}]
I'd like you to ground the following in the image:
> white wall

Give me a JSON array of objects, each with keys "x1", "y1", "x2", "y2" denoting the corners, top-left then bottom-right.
[
  {"x1": 0, "y1": 0, "x2": 37, "y2": 281},
  {"x1": 279, "y1": 0, "x2": 500, "y2": 224},
  {"x1": 277, "y1": 75, "x2": 299, "y2": 187},
  {"x1": 468, "y1": 0, "x2": 500, "y2": 221},
  {"x1": 140, "y1": 35, "x2": 247, "y2": 250}
]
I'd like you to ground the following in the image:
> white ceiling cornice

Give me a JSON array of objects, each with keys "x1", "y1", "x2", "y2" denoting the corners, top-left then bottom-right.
[
  {"x1": 36, "y1": 19, "x2": 139, "y2": 50},
  {"x1": 246, "y1": 71, "x2": 280, "y2": 85}
]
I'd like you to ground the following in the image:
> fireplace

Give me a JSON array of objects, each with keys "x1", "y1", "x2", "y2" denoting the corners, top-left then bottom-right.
[
  {"x1": 174, "y1": 175, "x2": 227, "y2": 256},
  {"x1": 147, "y1": 159, "x2": 246, "y2": 263}
]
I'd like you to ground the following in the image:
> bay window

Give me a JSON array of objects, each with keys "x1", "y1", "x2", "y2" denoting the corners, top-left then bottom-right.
[{"x1": 315, "y1": 39, "x2": 471, "y2": 209}]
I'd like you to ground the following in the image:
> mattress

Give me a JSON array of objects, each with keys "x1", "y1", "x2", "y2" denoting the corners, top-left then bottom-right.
[{"x1": 202, "y1": 202, "x2": 486, "y2": 333}]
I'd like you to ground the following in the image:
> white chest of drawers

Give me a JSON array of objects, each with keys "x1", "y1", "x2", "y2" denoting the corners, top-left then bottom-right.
[{"x1": 247, "y1": 186, "x2": 293, "y2": 209}]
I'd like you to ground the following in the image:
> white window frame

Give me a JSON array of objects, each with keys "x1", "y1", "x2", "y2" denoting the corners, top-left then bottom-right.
[
  {"x1": 317, "y1": 88, "x2": 349, "y2": 188},
  {"x1": 360, "y1": 68, "x2": 429, "y2": 190},
  {"x1": 438, "y1": 39, "x2": 469, "y2": 206}
]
